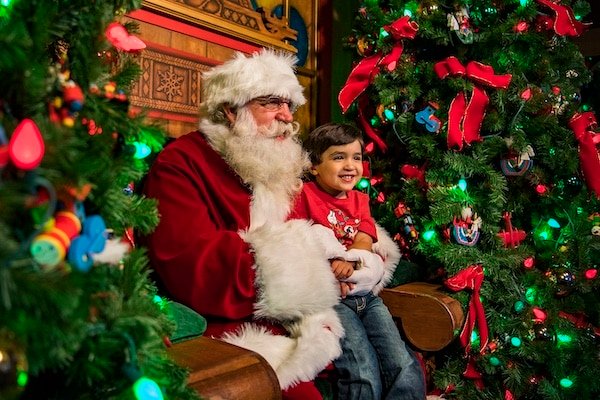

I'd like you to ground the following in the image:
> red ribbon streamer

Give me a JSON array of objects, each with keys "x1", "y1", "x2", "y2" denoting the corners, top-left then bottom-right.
[
  {"x1": 338, "y1": 16, "x2": 418, "y2": 114},
  {"x1": 568, "y1": 112, "x2": 600, "y2": 199},
  {"x1": 434, "y1": 57, "x2": 512, "y2": 150},
  {"x1": 445, "y1": 264, "x2": 489, "y2": 354},
  {"x1": 536, "y1": 0, "x2": 589, "y2": 37},
  {"x1": 559, "y1": 311, "x2": 600, "y2": 337},
  {"x1": 463, "y1": 356, "x2": 485, "y2": 390}
]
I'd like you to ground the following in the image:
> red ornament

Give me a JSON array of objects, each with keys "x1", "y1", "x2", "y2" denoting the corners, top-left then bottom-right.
[
  {"x1": 532, "y1": 307, "x2": 547, "y2": 323},
  {"x1": 520, "y1": 88, "x2": 532, "y2": 101},
  {"x1": 9, "y1": 118, "x2": 45, "y2": 170},
  {"x1": 105, "y1": 22, "x2": 146, "y2": 52},
  {"x1": 400, "y1": 163, "x2": 427, "y2": 187},
  {"x1": 584, "y1": 268, "x2": 598, "y2": 280},
  {"x1": 370, "y1": 175, "x2": 383, "y2": 186},
  {"x1": 497, "y1": 212, "x2": 526, "y2": 247},
  {"x1": 523, "y1": 257, "x2": 535, "y2": 269},
  {"x1": 535, "y1": 184, "x2": 548, "y2": 195},
  {"x1": 514, "y1": 21, "x2": 529, "y2": 33}
]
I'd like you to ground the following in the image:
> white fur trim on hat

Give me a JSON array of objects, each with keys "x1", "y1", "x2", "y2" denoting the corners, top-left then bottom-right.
[{"x1": 200, "y1": 48, "x2": 306, "y2": 115}]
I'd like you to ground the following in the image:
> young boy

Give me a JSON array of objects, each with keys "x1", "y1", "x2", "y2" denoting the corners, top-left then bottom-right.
[{"x1": 289, "y1": 123, "x2": 425, "y2": 400}]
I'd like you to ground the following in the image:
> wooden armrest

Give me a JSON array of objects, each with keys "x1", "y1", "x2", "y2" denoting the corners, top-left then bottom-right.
[
  {"x1": 167, "y1": 336, "x2": 281, "y2": 400},
  {"x1": 380, "y1": 282, "x2": 465, "y2": 352}
]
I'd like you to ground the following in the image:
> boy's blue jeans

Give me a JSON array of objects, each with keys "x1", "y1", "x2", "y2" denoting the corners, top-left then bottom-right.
[{"x1": 333, "y1": 292, "x2": 426, "y2": 400}]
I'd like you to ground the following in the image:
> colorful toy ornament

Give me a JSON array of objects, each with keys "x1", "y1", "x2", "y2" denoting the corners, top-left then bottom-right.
[
  {"x1": 68, "y1": 215, "x2": 107, "y2": 272},
  {"x1": 415, "y1": 102, "x2": 441, "y2": 133},
  {"x1": 447, "y1": 5, "x2": 473, "y2": 44},
  {"x1": 394, "y1": 202, "x2": 418, "y2": 240},
  {"x1": 30, "y1": 211, "x2": 81, "y2": 268},
  {"x1": 500, "y1": 138, "x2": 535, "y2": 176},
  {"x1": 452, "y1": 205, "x2": 481, "y2": 246}
]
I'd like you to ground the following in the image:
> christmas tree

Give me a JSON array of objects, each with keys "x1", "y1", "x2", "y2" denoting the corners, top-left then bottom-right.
[
  {"x1": 339, "y1": 0, "x2": 599, "y2": 399},
  {"x1": 0, "y1": 1, "x2": 196, "y2": 399}
]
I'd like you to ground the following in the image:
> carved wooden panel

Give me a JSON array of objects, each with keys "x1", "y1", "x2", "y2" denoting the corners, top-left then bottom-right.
[
  {"x1": 130, "y1": 47, "x2": 208, "y2": 117},
  {"x1": 143, "y1": 0, "x2": 297, "y2": 52}
]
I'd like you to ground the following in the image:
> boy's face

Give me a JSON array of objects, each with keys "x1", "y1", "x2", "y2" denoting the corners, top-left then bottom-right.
[{"x1": 311, "y1": 139, "x2": 363, "y2": 199}]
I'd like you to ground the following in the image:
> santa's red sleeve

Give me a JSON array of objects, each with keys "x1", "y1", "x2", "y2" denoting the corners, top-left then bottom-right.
[{"x1": 140, "y1": 132, "x2": 257, "y2": 321}]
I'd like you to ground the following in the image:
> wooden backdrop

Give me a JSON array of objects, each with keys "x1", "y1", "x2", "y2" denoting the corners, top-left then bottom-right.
[{"x1": 125, "y1": 0, "x2": 318, "y2": 138}]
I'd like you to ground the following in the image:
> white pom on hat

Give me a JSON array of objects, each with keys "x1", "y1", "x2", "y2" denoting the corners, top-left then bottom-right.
[{"x1": 200, "y1": 48, "x2": 306, "y2": 116}]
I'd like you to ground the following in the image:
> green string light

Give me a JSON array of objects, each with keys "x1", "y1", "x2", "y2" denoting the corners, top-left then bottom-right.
[
  {"x1": 556, "y1": 333, "x2": 573, "y2": 345},
  {"x1": 383, "y1": 109, "x2": 395, "y2": 121},
  {"x1": 525, "y1": 287, "x2": 537, "y2": 304},
  {"x1": 356, "y1": 178, "x2": 370, "y2": 190},
  {"x1": 422, "y1": 230, "x2": 436, "y2": 241},
  {"x1": 133, "y1": 142, "x2": 152, "y2": 159},
  {"x1": 17, "y1": 370, "x2": 28, "y2": 387},
  {"x1": 121, "y1": 333, "x2": 165, "y2": 400},
  {"x1": 514, "y1": 300, "x2": 525, "y2": 313},
  {"x1": 547, "y1": 218, "x2": 561, "y2": 228},
  {"x1": 510, "y1": 336, "x2": 522, "y2": 347},
  {"x1": 458, "y1": 178, "x2": 467, "y2": 191},
  {"x1": 470, "y1": 330, "x2": 479, "y2": 344},
  {"x1": 133, "y1": 376, "x2": 164, "y2": 400},
  {"x1": 560, "y1": 378, "x2": 574, "y2": 388}
]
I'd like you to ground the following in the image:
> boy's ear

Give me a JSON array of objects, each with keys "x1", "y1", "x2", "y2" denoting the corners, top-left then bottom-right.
[{"x1": 309, "y1": 167, "x2": 318, "y2": 175}]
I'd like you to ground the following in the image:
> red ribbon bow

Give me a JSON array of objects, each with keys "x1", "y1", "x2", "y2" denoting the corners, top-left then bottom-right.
[
  {"x1": 568, "y1": 112, "x2": 600, "y2": 199},
  {"x1": 434, "y1": 57, "x2": 512, "y2": 150},
  {"x1": 338, "y1": 16, "x2": 418, "y2": 114},
  {"x1": 536, "y1": 0, "x2": 589, "y2": 37},
  {"x1": 445, "y1": 264, "x2": 489, "y2": 354}
]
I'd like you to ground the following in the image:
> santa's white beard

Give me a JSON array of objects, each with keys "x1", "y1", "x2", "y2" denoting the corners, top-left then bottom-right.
[{"x1": 221, "y1": 108, "x2": 310, "y2": 200}]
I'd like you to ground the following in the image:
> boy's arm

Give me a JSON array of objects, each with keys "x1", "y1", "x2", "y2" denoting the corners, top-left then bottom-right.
[{"x1": 348, "y1": 231, "x2": 374, "y2": 252}]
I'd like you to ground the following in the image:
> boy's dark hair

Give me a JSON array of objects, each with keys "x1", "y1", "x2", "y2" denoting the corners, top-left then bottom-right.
[{"x1": 304, "y1": 123, "x2": 364, "y2": 165}]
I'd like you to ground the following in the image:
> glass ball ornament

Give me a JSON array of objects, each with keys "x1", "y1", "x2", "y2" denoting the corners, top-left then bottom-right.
[
  {"x1": 533, "y1": 324, "x2": 554, "y2": 341},
  {"x1": 555, "y1": 269, "x2": 576, "y2": 297},
  {"x1": 0, "y1": 331, "x2": 29, "y2": 400},
  {"x1": 356, "y1": 36, "x2": 375, "y2": 56}
]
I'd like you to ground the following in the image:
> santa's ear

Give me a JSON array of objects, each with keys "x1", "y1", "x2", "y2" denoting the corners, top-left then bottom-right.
[{"x1": 222, "y1": 104, "x2": 237, "y2": 124}]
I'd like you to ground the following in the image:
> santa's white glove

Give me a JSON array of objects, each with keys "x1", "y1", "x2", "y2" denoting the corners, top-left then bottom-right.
[
  {"x1": 343, "y1": 249, "x2": 385, "y2": 296},
  {"x1": 309, "y1": 223, "x2": 347, "y2": 260}
]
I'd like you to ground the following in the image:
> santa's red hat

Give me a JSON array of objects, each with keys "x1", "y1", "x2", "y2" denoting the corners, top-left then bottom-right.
[{"x1": 200, "y1": 48, "x2": 306, "y2": 116}]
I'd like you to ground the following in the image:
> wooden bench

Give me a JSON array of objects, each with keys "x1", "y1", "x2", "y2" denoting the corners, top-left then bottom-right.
[{"x1": 167, "y1": 282, "x2": 464, "y2": 399}]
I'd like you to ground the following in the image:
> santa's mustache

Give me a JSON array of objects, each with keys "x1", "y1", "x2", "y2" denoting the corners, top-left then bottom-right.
[{"x1": 258, "y1": 120, "x2": 300, "y2": 140}]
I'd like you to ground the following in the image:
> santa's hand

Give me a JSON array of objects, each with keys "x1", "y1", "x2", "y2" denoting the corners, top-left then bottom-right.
[{"x1": 343, "y1": 249, "x2": 385, "y2": 296}]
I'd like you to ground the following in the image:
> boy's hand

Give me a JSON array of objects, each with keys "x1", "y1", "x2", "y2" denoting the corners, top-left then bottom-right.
[
  {"x1": 339, "y1": 282, "x2": 355, "y2": 299},
  {"x1": 331, "y1": 258, "x2": 354, "y2": 279}
]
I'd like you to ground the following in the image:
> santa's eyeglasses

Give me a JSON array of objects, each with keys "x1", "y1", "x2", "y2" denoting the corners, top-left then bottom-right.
[{"x1": 250, "y1": 96, "x2": 297, "y2": 112}]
